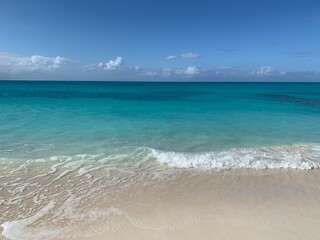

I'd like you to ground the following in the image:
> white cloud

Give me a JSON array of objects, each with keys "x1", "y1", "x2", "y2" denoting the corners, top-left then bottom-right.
[
  {"x1": 161, "y1": 67, "x2": 174, "y2": 77},
  {"x1": 99, "y1": 57, "x2": 123, "y2": 71},
  {"x1": 180, "y1": 53, "x2": 200, "y2": 58},
  {"x1": 251, "y1": 66, "x2": 287, "y2": 77},
  {"x1": 164, "y1": 55, "x2": 178, "y2": 60},
  {"x1": 0, "y1": 53, "x2": 70, "y2": 73},
  {"x1": 142, "y1": 66, "x2": 202, "y2": 77},
  {"x1": 144, "y1": 71, "x2": 157, "y2": 76},
  {"x1": 129, "y1": 66, "x2": 141, "y2": 72},
  {"x1": 2, "y1": 52, "x2": 318, "y2": 81},
  {"x1": 164, "y1": 52, "x2": 200, "y2": 60},
  {"x1": 184, "y1": 66, "x2": 201, "y2": 75},
  {"x1": 254, "y1": 66, "x2": 275, "y2": 76}
]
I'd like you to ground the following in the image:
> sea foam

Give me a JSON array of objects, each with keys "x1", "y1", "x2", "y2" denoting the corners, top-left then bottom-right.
[
  {"x1": 1, "y1": 201, "x2": 57, "y2": 240},
  {"x1": 149, "y1": 145, "x2": 320, "y2": 170}
]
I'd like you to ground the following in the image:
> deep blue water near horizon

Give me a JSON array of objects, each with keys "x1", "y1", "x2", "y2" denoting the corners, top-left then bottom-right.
[{"x1": 0, "y1": 81, "x2": 320, "y2": 169}]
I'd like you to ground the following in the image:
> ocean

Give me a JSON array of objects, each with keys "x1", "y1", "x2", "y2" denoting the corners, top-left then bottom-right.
[
  {"x1": 1, "y1": 81, "x2": 320, "y2": 169},
  {"x1": 1, "y1": 81, "x2": 320, "y2": 239}
]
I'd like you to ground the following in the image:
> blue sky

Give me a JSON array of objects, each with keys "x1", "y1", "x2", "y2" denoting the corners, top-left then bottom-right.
[{"x1": 0, "y1": 0, "x2": 319, "y2": 81}]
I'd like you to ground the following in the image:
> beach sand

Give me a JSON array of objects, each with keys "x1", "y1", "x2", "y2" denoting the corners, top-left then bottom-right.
[
  {"x1": 76, "y1": 170, "x2": 320, "y2": 240},
  {"x1": 0, "y1": 169, "x2": 320, "y2": 240}
]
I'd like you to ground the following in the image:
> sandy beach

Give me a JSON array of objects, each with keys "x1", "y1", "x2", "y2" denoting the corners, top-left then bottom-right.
[
  {"x1": 76, "y1": 169, "x2": 320, "y2": 240},
  {"x1": 2, "y1": 168, "x2": 320, "y2": 240}
]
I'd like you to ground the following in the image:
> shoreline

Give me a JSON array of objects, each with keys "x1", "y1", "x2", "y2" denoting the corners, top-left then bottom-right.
[{"x1": 2, "y1": 169, "x2": 320, "y2": 239}]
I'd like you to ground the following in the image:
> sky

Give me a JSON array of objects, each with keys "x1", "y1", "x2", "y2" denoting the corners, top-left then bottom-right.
[{"x1": 0, "y1": 0, "x2": 319, "y2": 81}]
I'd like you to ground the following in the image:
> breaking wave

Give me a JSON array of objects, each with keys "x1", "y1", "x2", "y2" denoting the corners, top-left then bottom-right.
[{"x1": 149, "y1": 144, "x2": 320, "y2": 170}]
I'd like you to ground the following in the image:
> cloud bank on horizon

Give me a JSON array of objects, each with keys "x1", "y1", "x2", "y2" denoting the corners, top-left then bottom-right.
[
  {"x1": 0, "y1": 0, "x2": 319, "y2": 81},
  {"x1": 0, "y1": 52, "x2": 319, "y2": 81}
]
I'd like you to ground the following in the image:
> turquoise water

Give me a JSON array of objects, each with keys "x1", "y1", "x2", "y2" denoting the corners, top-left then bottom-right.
[
  {"x1": 1, "y1": 81, "x2": 320, "y2": 239},
  {"x1": 0, "y1": 81, "x2": 320, "y2": 169}
]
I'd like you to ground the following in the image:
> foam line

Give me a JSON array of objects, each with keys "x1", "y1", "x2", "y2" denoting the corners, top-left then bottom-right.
[
  {"x1": 2, "y1": 201, "x2": 55, "y2": 240},
  {"x1": 149, "y1": 145, "x2": 320, "y2": 170}
]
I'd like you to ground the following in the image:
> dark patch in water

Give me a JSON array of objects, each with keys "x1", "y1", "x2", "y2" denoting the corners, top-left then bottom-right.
[
  {"x1": 257, "y1": 93, "x2": 320, "y2": 109},
  {"x1": 294, "y1": 92, "x2": 320, "y2": 96},
  {"x1": 0, "y1": 90, "x2": 208, "y2": 102}
]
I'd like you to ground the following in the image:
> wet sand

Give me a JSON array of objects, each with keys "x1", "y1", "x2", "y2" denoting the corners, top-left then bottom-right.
[{"x1": 2, "y1": 167, "x2": 320, "y2": 240}]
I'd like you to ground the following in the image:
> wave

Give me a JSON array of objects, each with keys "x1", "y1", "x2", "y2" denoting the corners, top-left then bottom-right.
[
  {"x1": 2, "y1": 144, "x2": 320, "y2": 171},
  {"x1": 148, "y1": 144, "x2": 320, "y2": 170}
]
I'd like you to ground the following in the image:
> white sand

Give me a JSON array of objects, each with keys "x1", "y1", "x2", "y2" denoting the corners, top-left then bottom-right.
[
  {"x1": 62, "y1": 170, "x2": 320, "y2": 240},
  {"x1": 2, "y1": 169, "x2": 320, "y2": 240}
]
